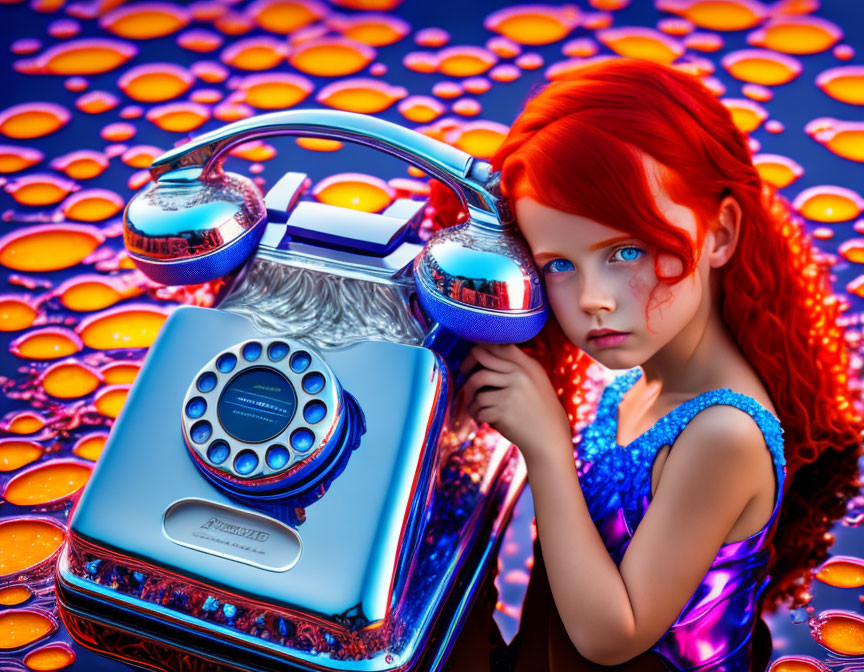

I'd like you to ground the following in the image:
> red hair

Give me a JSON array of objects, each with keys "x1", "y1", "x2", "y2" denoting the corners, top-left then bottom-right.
[{"x1": 429, "y1": 58, "x2": 863, "y2": 614}]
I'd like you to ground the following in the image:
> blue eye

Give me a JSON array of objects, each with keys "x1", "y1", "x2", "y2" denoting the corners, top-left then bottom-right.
[
  {"x1": 613, "y1": 246, "x2": 644, "y2": 262},
  {"x1": 543, "y1": 258, "x2": 575, "y2": 274}
]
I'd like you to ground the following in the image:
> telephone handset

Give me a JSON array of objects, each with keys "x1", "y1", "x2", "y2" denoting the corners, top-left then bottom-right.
[{"x1": 124, "y1": 109, "x2": 548, "y2": 344}]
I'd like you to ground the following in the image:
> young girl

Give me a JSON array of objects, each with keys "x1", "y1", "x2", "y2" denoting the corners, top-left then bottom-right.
[{"x1": 440, "y1": 59, "x2": 863, "y2": 671}]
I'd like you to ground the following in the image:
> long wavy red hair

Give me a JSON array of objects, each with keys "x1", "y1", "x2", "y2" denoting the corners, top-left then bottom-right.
[{"x1": 428, "y1": 58, "x2": 863, "y2": 614}]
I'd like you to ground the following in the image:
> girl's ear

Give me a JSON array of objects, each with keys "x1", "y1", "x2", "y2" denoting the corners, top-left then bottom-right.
[{"x1": 707, "y1": 194, "x2": 742, "y2": 269}]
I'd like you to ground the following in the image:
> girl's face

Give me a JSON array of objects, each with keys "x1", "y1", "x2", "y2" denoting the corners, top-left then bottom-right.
[{"x1": 514, "y1": 154, "x2": 713, "y2": 371}]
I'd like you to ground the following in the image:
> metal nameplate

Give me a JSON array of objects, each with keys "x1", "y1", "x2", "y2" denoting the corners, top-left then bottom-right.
[{"x1": 163, "y1": 498, "x2": 302, "y2": 572}]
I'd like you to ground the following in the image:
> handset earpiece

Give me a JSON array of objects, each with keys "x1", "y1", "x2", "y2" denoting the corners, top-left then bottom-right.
[{"x1": 123, "y1": 109, "x2": 547, "y2": 342}]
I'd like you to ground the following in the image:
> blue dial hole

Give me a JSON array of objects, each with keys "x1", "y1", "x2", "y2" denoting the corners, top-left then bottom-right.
[
  {"x1": 234, "y1": 450, "x2": 259, "y2": 475},
  {"x1": 186, "y1": 397, "x2": 207, "y2": 419},
  {"x1": 216, "y1": 353, "x2": 237, "y2": 373},
  {"x1": 304, "y1": 400, "x2": 327, "y2": 424},
  {"x1": 268, "y1": 342, "x2": 289, "y2": 361},
  {"x1": 242, "y1": 342, "x2": 262, "y2": 361},
  {"x1": 191, "y1": 421, "x2": 212, "y2": 444},
  {"x1": 197, "y1": 372, "x2": 217, "y2": 393},
  {"x1": 266, "y1": 444, "x2": 289, "y2": 470},
  {"x1": 291, "y1": 428, "x2": 315, "y2": 452},
  {"x1": 208, "y1": 440, "x2": 229, "y2": 465},
  {"x1": 302, "y1": 372, "x2": 325, "y2": 394},
  {"x1": 290, "y1": 351, "x2": 310, "y2": 373}
]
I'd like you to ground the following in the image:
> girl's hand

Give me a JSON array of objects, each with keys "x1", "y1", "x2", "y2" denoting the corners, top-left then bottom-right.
[{"x1": 455, "y1": 343, "x2": 573, "y2": 465}]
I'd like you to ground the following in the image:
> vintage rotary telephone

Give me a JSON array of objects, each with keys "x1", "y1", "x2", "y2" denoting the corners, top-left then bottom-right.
[{"x1": 56, "y1": 110, "x2": 547, "y2": 672}]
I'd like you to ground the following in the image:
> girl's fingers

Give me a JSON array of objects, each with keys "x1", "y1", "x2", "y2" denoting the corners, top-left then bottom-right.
[
  {"x1": 461, "y1": 368, "x2": 510, "y2": 402},
  {"x1": 471, "y1": 344, "x2": 517, "y2": 374},
  {"x1": 466, "y1": 388, "x2": 502, "y2": 419}
]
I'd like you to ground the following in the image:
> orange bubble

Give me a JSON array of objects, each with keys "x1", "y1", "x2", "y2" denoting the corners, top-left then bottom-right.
[
  {"x1": 721, "y1": 49, "x2": 802, "y2": 86},
  {"x1": 221, "y1": 36, "x2": 287, "y2": 70},
  {"x1": 484, "y1": 5, "x2": 579, "y2": 45},
  {"x1": 76, "y1": 305, "x2": 169, "y2": 350},
  {"x1": 655, "y1": 0, "x2": 767, "y2": 31},
  {"x1": 100, "y1": 2, "x2": 190, "y2": 40},
  {"x1": 684, "y1": 31, "x2": 724, "y2": 51},
  {"x1": 0, "y1": 102, "x2": 70, "y2": 140},
  {"x1": 0, "y1": 610, "x2": 57, "y2": 650},
  {"x1": 452, "y1": 97, "x2": 482, "y2": 116},
  {"x1": 552, "y1": 43, "x2": 588, "y2": 64},
  {"x1": 296, "y1": 137, "x2": 343, "y2": 152},
  {"x1": 250, "y1": 0, "x2": 325, "y2": 33},
  {"x1": 0, "y1": 518, "x2": 65, "y2": 577},
  {"x1": 4, "y1": 174, "x2": 77, "y2": 206},
  {"x1": 330, "y1": 0, "x2": 403, "y2": 8},
  {"x1": 101, "y1": 122, "x2": 137, "y2": 141},
  {"x1": 0, "y1": 146, "x2": 44, "y2": 173},
  {"x1": 753, "y1": 153, "x2": 803, "y2": 188},
  {"x1": 316, "y1": 78, "x2": 407, "y2": 113},
  {"x1": 121, "y1": 145, "x2": 162, "y2": 169},
  {"x1": 213, "y1": 102, "x2": 254, "y2": 122},
  {"x1": 490, "y1": 64, "x2": 521, "y2": 82},
  {"x1": 816, "y1": 555, "x2": 864, "y2": 588},
  {"x1": 61, "y1": 189, "x2": 125, "y2": 222},
  {"x1": 146, "y1": 102, "x2": 210, "y2": 133},
  {"x1": 813, "y1": 610, "x2": 864, "y2": 655},
  {"x1": 0, "y1": 440, "x2": 43, "y2": 472},
  {"x1": 747, "y1": 16, "x2": 842, "y2": 55},
  {"x1": 313, "y1": 172, "x2": 395, "y2": 213},
  {"x1": 289, "y1": 37, "x2": 376, "y2": 76},
  {"x1": 793, "y1": 186, "x2": 864, "y2": 223},
  {"x1": 398, "y1": 95, "x2": 444, "y2": 123},
  {"x1": 3, "y1": 460, "x2": 92, "y2": 506},
  {"x1": 816, "y1": 66, "x2": 864, "y2": 106},
  {"x1": 597, "y1": 27, "x2": 684, "y2": 64},
  {"x1": 462, "y1": 77, "x2": 491, "y2": 94},
  {"x1": 118, "y1": 63, "x2": 193, "y2": 103},
  {"x1": 73, "y1": 432, "x2": 109, "y2": 461},
  {"x1": 806, "y1": 118, "x2": 864, "y2": 162},
  {"x1": 658, "y1": 17, "x2": 695, "y2": 35},
  {"x1": 214, "y1": 10, "x2": 255, "y2": 35},
  {"x1": 4, "y1": 412, "x2": 46, "y2": 436},
  {"x1": 742, "y1": 83, "x2": 773, "y2": 101},
  {"x1": 75, "y1": 90, "x2": 119, "y2": 114},
  {"x1": 100, "y1": 361, "x2": 141, "y2": 384},
  {"x1": 417, "y1": 27, "x2": 451, "y2": 48},
  {"x1": 437, "y1": 46, "x2": 497, "y2": 77},
  {"x1": 239, "y1": 73, "x2": 313, "y2": 109},
  {"x1": 176, "y1": 28, "x2": 223, "y2": 52},
  {"x1": 432, "y1": 81, "x2": 463, "y2": 99},
  {"x1": 0, "y1": 585, "x2": 31, "y2": 606},
  {"x1": 330, "y1": 13, "x2": 410, "y2": 46},
  {"x1": 545, "y1": 54, "x2": 619, "y2": 80},
  {"x1": 94, "y1": 385, "x2": 131, "y2": 418},
  {"x1": 0, "y1": 297, "x2": 37, "y2": 332},
  {"x1": 402, "y1": 51, "x2": 439, "y2": 73},
  {"x1": 445, "y1": 120, "x2": 509, "y2": 159},
  {"x1": 767, "y1": 657, "x2": 825, "y2": 672},
  {"x1": 50, "y1": 150, "x2": 108, "y2": 180},
  {"x1": 14, "y1": 38, "x2": 137, "y2": 76},
  {"x1": 191, "y1": 60, "x2": 229, "y2": 83},
  {"x1": 839, "y1": 239, "x2": 864, "y2": 264},
  {"x1": 41, "y1": 361, "x2": 102, "y2": 399},
  {"x1": 11, "y1": 328, "x2": 83, "y2": 360},
  {"x1": 0, "y1": 224, "x2": 104, "y2": 272},
  {"x1": 24, "y1": 644, "x2": 76, "y2": 671},
  {"x1": 515, "y1": 52, "x2": 543, "y2": 70},
  {"x1": 721, "y1": 98, "x2": 767, "y2": 133},
  {"x1": 230, "y1": 140, "x2": 277, "y2": 162}
]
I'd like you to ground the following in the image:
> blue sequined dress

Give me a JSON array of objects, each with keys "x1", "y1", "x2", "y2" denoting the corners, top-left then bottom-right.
[{"x1": 510, "y1": 366, "x2": 787, "y2": 672}]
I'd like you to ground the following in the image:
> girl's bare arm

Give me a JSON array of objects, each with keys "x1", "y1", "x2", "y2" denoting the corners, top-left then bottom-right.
[{"x1": 526, "y1": 405, "x2": 768, "y2": 665}]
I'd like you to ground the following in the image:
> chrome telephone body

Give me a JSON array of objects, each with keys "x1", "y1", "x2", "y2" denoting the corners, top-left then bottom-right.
[{"x1": 55, "y1": 110, "x2": 544, "y2": 672}]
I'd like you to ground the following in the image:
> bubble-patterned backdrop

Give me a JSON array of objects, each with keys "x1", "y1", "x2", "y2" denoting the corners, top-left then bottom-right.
[{"x1": 0, "y1": 0, "x2": 862, "y2": 670}]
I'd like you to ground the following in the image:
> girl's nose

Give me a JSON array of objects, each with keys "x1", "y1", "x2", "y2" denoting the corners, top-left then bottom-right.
[{"x1": 578, "y1": 276, "x2": 615, "y2": 314}]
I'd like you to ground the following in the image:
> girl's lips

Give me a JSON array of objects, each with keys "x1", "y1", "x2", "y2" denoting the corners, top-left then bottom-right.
[{"x1": 589, "y1": 332, "x2": 629, "y2": 348}]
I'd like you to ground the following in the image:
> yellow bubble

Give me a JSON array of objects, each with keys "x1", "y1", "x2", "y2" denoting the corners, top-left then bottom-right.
[
  {"x1": 0, "y1": 297, "x2": 37, "y2": 331},
  {"x1": 0, "y1": 610, "x2": 56, "y2": 650},
  {"x1": 94, "y1": 385, "x2": 130, "y2": 418},
  {"x1": 77, "y1": 306, "x2": 168, "y2": 350},
  {"x1": 0, "y1": 519, "x2": 65, "y2": 577},
  {"x1": 0, "y1": 440, "x2": 43, "y2": 472}
]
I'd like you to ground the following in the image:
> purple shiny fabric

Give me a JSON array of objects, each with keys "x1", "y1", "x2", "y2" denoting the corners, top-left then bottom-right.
[{"x1": 578, "y1": 368, "x2": 787, "y2": 671}]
